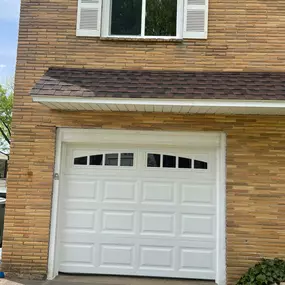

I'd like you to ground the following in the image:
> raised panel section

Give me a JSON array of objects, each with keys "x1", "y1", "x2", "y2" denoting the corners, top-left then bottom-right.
[
  {"x1": 102, "y1": 211, "x2": 135, "y2": 234},
  {"x1": 100, "y1": 245, "x2": 134, "y2": 268},
  {"x1": 180, "y1": 248, "x2": 214, "y2": 270},
  {"x1": 139, "y1": 246, "x2": 174, "y2": 270},
  {"x1": 102, "y1": 181, "x2": 137, "y2": 202},
  {"x1": 64, "y1": 211, "x2": 96, "y2": 230},
  {"x1": 181, "y1": 184, "x2": 213, "y2": 204},
  {"x1": 141, "y1": 213, "x2": 174, "y2": 236},
  {"x1": 142, "y1": 182, "x2": 174, "y2": 204},
  {"x1": 67, "y1": 180, "x2": 97, "y2": 199},
  {"x1": 61, "y1": 244, "x2": 94, "y2": 264},
  {"x1": 181, "y1": 214, "x2": 214, "y2": 237}
]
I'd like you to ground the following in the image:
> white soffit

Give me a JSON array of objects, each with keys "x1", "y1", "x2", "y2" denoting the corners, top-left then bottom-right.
[{"x1": 32, "y1": 96, "x2": 285, "y2": 115}]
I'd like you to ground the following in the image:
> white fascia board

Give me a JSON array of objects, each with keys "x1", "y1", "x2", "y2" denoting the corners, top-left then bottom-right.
[{"x1": 32, "y1": 96, "x2": 285, "y2": 108}]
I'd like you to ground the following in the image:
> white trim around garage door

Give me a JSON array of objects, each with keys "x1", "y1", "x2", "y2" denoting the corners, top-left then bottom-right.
[{"x1": 47, "y1": 128, "x2": 226, "y2": 285}]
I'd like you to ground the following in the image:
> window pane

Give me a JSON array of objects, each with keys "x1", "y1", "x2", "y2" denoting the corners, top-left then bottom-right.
[
  {"x1": 105, "y1": 153, "x2": 119, "y2": 166},
  {"x1": 0, "y1": 160, "x2": 7, "y2": 179},
  {"x1": 145, "y1": 0, "x2": 177, "y2": 36},
  {"x1": 121, "y1": 153, "x2": 134, "y2": 166},
  {"x1": 90, "y1": 154, "x2": 103, "y2": 166},
  {"x1": 74, "y1": 156, "x2": 88, "y2": 165},
  {"x1": 111, "y1": 0, "x2": 142, "y2": 36},
  {"x1": 179, "y1": 157, "x2": 192, "y2": 169},
  {"x1": 163, "y1": 155, "x2": 176, "y2": 168},
  {"x1": 147, "y1": 154, "x2": 160, "y2": 167},
  {"x1": 194, "y1": 160, "x2": 208, "y2": 169}
]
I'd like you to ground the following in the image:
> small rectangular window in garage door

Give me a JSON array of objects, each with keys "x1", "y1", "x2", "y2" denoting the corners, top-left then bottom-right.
[{"x1": 74, "y1": 152, "x2": 134, "y2": 167}]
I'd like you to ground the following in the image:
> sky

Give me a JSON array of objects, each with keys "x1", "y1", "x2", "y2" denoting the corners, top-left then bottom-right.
[{"x1": 0, "y1": 0, "x2": 20, "y2": 86}]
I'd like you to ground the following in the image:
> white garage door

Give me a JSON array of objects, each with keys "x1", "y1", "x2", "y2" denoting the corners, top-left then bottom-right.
[{"x1": 58, "y1": 144, "x2": 217, "y2": 280}]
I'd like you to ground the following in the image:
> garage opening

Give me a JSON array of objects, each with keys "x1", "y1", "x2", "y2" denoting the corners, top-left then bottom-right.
[
  {"x1": 50, "y1": 129, "x2": 225, "y2": 284},
  {"x1": 58, "y1": 146, "x2": 217, "y2": 280}
]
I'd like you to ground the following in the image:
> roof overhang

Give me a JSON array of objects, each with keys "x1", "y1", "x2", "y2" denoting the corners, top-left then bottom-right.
[
  {"x1": 30, "y1": 68, "x2": 285, "y2": 115},
  {"x1": 32, "y1": 96, "x2": 285, "y2": 115}
]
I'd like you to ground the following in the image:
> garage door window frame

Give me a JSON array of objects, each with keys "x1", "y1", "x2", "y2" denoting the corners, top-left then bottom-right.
[
  {"x1": 146, "y1": 153, "x2": 209, "y2": 170},
  {"x1": 73, "y1": 152, "x2": 135, "y2": 167},
  {"x1": 48, "y1": 128, "x2": 226, "y2": 285}
]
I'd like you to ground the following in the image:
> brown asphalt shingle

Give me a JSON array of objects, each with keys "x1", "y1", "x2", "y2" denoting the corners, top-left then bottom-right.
[{"x1": 30, "y1": 67, "x2": 285, "y2": 100}]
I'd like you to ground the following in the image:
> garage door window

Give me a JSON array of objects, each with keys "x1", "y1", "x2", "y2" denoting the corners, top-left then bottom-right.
[
  {"x1": 178, "y1": 157, "x2": 192, "y2": 169},
  {"x1": 194, "y1": 159, "x2": 208, "y2": 169},
  {"x1": 147, "y1": 153, "x2": 161, "y2": 167},
  {"x1": 74, "y1": 156, "x2": 88, "y2": 165},
  {"x1": 105, "y1": 153, "x2": 118, "y2": 166},
  {"x1": 90, "y1": 154, "x2": 103, "y2": 166},
  {"x1": 163, "y1": 155, "x2": 176, "y2": 168},
  {"x1": 147, "y1": 153, "x2": 207, "y2": 170},
  {"x1": 74, "y1": 153, "x2": 134, "y2": 167},
  {"x1": 121, "y1": 153, "x2": 134, "y2": 166}
]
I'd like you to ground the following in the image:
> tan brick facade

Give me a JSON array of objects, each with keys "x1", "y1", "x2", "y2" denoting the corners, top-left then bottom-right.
[{"x1": 4, "y1": 0, "x2": 285, "y2": 284}]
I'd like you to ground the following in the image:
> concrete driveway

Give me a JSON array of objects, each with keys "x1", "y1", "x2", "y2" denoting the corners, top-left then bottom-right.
[{"x1": 0, "y1": 275, "x2": 216, "y2": 285}]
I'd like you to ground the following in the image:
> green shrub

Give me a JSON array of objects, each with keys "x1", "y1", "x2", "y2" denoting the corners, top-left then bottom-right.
[{"x1": 237, "y1": 258, "x2": 285, "y2": 285}]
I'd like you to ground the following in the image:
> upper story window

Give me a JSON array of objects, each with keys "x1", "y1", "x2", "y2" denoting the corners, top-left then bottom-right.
[
  {"x1": 110, "y1": 0, "x2": 177, "y2": 37},
  {"x1": 76, "y1": 0, "x2": 208, "y2": 39}
]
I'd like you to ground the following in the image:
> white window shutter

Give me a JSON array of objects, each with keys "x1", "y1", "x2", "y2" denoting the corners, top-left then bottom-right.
[
  {"x1": 183, "y1": 0, "x2": 208, "y2": 39},
  {"x1": 76, "y1": 0, "x2": 102, "y2": 37}
]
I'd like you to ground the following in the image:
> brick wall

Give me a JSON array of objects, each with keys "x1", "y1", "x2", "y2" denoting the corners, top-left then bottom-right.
[
  {"x1": 4, "y1": 110, "x2": 285, "y2": 284},
  {"x1": 4, "y1": 0, "x2": 285, "y2": 284},
  {"x1": 17, "y1": 0, "x2": 285, "y2": 73}
]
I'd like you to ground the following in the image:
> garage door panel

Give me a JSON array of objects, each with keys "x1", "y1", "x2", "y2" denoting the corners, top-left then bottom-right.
[
  {"x1": 101, "y1": 210, "x2": 136, "y2": 234},
  {"x1": 102, "y1": 181, "x2": 138, "y2": 203},
  {"x1": 180, "y1": 248, "x2": 215, "y2": 272},
  {"x1": 100, "y1": 244, "x2": 135, "y2": 269},
  {"x1": 181, "y1": 214, "x2": 215, "y2": 237},
  {"x1": 141, "y1": 212, "x2": 175, "y2": 236},
  {"x1": 64, "y1": 201, "x2": 101, "y2": 210},
  {"x1": 141, "y1": 181, "x2": 175, "y2": 204},
  {"x1": 66, "y1": 180, "x2": 98, "y2": 200},
  {"x1": 179, "y1": 205, "x2": 216, "y2": 215},
  {"x1": 180, "y1": 184, "x2": 215, "y2": 205},
  {"x1": 137, "y1": 238, "x2": 215, "y2": 248},
  {"x1": 137, "y1": 270, "x2": 215, "y2": 280},
  {"x1": 139, "y1": 172, "x2": 215, "y2": 182},
  {"x1": 139, "y1": 246, "x2": 174, "y2": 270},
  {"x1": 61, "y1": 234, "x2": 214, "y2": 248},
  {"x1": 64, "y1": 210, "x2": 96, "y2": 230},
  {"x1": 59, "y1": 145, "x2": 218, "y2": 280},
  {"x1": 60, "y1": 243, "x2": 95, "y2": 264},
  {"x1": 61, "y1": 230, "x2": 97, "y2": 243}
]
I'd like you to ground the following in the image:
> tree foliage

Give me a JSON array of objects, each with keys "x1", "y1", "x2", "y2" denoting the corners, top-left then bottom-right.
[
  {"x1": 0, "y1": 85, "x2": 13, "y2": 156},
  {"x1": 237, "y1": 259, "x2": 285, "y2": 285},
  {"x1": 145, "y1": 0, "x2": 177, "y2": 36}
]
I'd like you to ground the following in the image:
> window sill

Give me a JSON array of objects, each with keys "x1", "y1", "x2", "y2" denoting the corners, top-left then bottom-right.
[{"x1": 100, "y1": 37, "x2": 183, "y2": 43}]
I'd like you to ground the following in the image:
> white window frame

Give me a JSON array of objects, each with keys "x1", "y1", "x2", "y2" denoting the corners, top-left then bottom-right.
[{"x1": 101, "y1": 0, "x2": 184, "y2": 39}]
